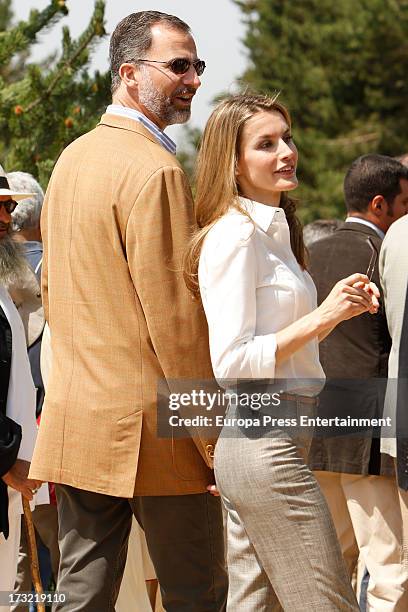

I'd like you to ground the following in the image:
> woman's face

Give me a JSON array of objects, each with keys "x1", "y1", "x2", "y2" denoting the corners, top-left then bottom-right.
[{"x1": 236, "y1": 110, "x2": 298, "y2": 205}]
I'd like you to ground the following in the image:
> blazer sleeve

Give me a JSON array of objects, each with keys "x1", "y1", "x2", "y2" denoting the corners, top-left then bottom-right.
[
  {"x1": 125, "y1": 165, "x2": 217, "y2": 468},
  {"x1": 380, "y1": 224, "x2": 407, "y2": 352},
  {"x1": 380, "y1": 224, "x2": 408, "y2": 488}
]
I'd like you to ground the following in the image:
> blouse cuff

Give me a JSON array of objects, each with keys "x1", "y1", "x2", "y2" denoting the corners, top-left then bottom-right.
[{"x1": 249, "y1": 334, "x2": 277, "y2": 379}]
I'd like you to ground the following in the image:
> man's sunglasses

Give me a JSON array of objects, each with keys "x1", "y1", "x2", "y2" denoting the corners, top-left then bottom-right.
[
  {"x1": 0, "y1": 199, "x2": 17, "y2": 213},
  {"x1": 135, "y1": 57, "x2": 206, "y2": 76}
]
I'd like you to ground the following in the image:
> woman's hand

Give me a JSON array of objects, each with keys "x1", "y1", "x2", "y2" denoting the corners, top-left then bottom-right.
[
  {"x1": 276, "y1": 274, "x2": 380, "y2": 364},
  {"x1": 353, "y1": 280, "x2": 380, "y2": 314},
  {"x1": 317, "y1": 273, "x2": 379, "y2": 328}
]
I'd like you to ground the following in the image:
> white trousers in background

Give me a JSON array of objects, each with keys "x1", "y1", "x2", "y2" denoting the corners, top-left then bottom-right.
[
  {"x1": 116, "y1": 518, "x2": 158, "y2": 612},
  {"x1": 0, "y1": 514, "x2": 21, "y2": 611},
  {"x1": 315, "y1": 471, "x2": 408, "y2": 612}
]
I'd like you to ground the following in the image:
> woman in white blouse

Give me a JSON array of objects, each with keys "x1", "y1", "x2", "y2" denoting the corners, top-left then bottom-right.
[{"x1": 184, "y1": 94, "x2": 378, "y2": 611}]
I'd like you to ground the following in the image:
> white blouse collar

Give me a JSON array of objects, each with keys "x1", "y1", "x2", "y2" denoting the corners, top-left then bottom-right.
[{"x1": 238, "y1": 197, "x2": 286, "y2": 233}]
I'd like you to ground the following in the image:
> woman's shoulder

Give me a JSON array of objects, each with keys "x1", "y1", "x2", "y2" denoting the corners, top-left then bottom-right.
[
  {"x1": 199, "y1": 210, "x2": 257, "y2": 278},
  {"x1": 203, "y1": 209, "x2": 255, "y2": 251}
]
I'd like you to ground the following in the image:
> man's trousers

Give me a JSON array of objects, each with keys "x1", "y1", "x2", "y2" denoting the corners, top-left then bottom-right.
[
  {"x1": 315, "y1": 470, "x2": 408, "y2": 611},
  {"x1": 54, "y1": 485, "x2": 227, "y2": 612}
]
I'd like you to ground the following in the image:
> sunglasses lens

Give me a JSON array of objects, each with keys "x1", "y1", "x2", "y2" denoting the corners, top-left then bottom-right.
[
  {"x1": 195, "y1": 60, "x2": 206, "y2": 76},
  {"x1": 3, "y1": 200, "x2": 17, "y2": 213},
  {"x1": 170, "y1": 58, "x2": 191, "y2": 74},
  {"x1": 169, "y1": 59, "x2": 206, "y2": 76}
]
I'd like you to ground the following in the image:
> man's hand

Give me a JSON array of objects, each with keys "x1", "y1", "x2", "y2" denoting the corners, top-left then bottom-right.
[
  {"x1": 1, "y1": 459, "x2": 43, "y2": 500},
  {"x1": 207, "y1": 484, "x2": 220, "y2": 497}
]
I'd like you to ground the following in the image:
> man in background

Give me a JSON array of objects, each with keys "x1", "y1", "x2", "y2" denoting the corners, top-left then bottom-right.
[
  {"x1": 303, "y1": 219, "x2": 342, "y2": 248},
  {"x1": 380, "y1": 210, "x2": 408, "y2": 580},
  {"x1": 308, "y1": 154, "x2": 408, "y2": 610},
  {"x1": 10, "y1": 173, "x2": 43, "y2": 276}
]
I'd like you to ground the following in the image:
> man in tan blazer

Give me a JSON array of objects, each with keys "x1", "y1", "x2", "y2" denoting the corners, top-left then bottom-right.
[{"x1": 29, "y1": 11, "x2": 227, "y2": 611}]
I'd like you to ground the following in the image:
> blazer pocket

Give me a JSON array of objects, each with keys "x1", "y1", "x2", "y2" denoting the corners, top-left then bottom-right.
[{"x1": 171, "y1": 436, "x2": 211, "y2": 481}]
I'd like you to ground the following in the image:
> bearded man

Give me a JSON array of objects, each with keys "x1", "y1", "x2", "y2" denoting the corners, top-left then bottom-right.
[
  {"x1": 29, "y1": 11, "x2": 227, "y2": 612},
  {"x1": 0, "y1": 166, "x2": 42, "y2": 595}
]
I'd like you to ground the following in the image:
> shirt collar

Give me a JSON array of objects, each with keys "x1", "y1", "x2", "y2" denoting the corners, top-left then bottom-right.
[
  {"x1": 238, "y1": 197, "x2": 286, "y2": 232},
  {"x1": 23, "y1": 241, "x2": 42, "y2": 253},
  {"x1": 106, "y1": 105, "x2": 177, "y2": 155},
  {"x1": 345, "y1": 216, "x2": 385, "y2": 240}
]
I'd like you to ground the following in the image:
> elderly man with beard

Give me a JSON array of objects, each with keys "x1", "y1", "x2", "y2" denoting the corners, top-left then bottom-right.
[
  {"x1": 29, "y1": 10, "x2": 227, "y2": 612},
  {"x1": 0, "y1": 166, "x2": 43, "y2": 598}
]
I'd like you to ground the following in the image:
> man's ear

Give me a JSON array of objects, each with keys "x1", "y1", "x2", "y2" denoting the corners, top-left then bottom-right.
[
  {"x1": 118, "y1": 62, "x2": 138, "y2": 89},
  {"x1": 370, "y1": 194, "x2": 386, "y2": 217}
]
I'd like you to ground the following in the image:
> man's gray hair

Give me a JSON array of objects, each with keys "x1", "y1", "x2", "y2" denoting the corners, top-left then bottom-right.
[
  {"x1": 109, "y1": 11, "x2": 191, "y2": 93},
  {"x1": 303, "y1": 219, "x2": 342, "y2": 248},
  {"x1": 8, "y1": 171, "x2": 44, "y2": 231}
]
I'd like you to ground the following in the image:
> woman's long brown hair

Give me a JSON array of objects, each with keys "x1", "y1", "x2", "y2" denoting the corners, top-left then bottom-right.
[{"x1": 184, "y1": 93, "x2": 306, "y2": 299}]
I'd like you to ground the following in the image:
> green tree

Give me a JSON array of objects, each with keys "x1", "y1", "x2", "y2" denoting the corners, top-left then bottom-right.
[
  {"x1": 0, "y1": 0, "x2": 31, "y2": 83},
  {"x1": 234, "y1": 0, "x2": 408, "y2": 221},
  {"x1": 0, "y1": 0, "x2": 110, "y2": 187},
  {"x1": 177, "y1": 126, "x2": 202, "y2": 185},
  {"x1": 0, "y1": 0, "x2": 57, "y2": 85},
  {"x1": 0, "y1": 0, "x2": 12, "y2": 30}
]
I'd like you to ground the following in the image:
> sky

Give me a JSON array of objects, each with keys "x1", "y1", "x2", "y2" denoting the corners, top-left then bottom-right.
[{"x1": 13, "y1": 0, "x2": 248, "y2": 145}]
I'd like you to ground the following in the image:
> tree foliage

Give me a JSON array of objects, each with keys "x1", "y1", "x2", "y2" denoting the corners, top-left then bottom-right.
[
  {"x1": 0, "y1": 0, "x2": 12, "y2": 31},
  {"x1": 234, "y1": 0, "x2": 408, "y2": 221},
  {"x1": 0, "y1": 0, "x2": 110, "y2": 187},
  {"x1": 177, "y1": 127, "x2": 202, "y2": 185}
]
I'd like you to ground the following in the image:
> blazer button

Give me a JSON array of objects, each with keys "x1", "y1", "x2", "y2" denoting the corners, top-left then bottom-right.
[{"x1": 206, "y1": 444, "x2": 215, "y2": 459}]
